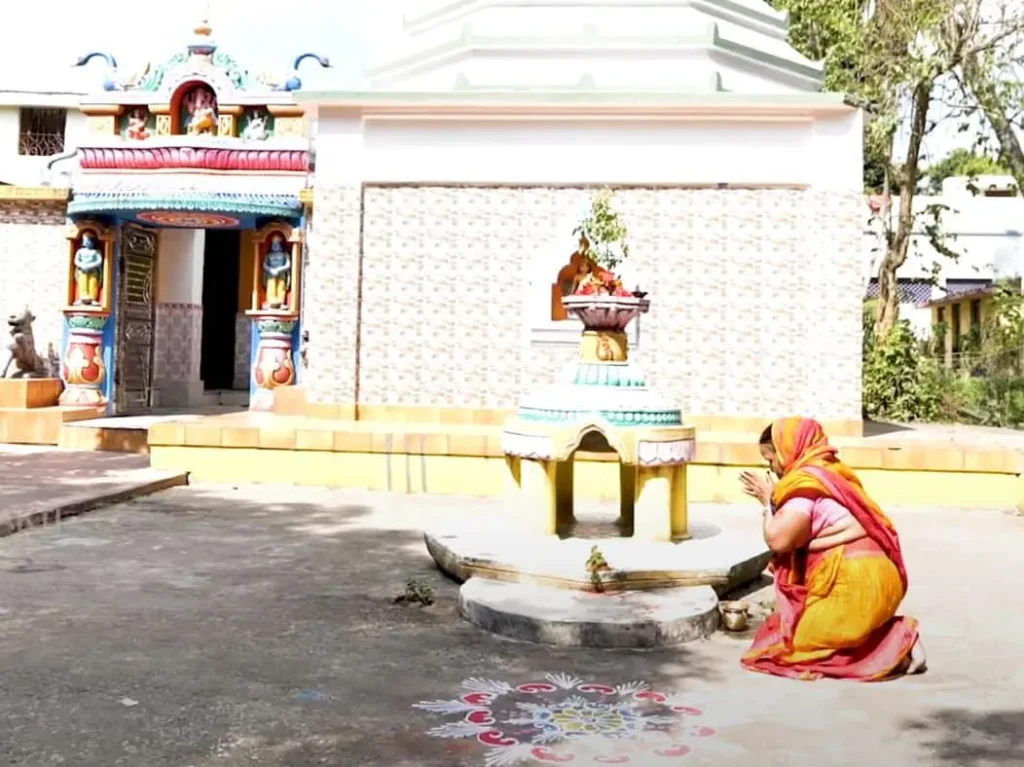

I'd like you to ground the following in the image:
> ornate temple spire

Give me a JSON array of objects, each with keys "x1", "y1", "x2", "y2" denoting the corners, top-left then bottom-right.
[
  {"x1": 369, "y1": 0, "x2": 824, "y2": 93},
  {"x1": 188, "y1": 2, "x2": 217, "y2": 58}
]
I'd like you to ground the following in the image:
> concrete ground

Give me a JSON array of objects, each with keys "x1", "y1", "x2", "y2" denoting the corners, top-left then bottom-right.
[
  {"x1": 0, "y1": 446, "x2": 185, "y2": 533},
  {"x1": 0, "y1": 484, "x2": 1021, "y2": 767}
]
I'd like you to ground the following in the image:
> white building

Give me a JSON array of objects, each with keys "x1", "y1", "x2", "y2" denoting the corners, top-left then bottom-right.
[{"x1": 867, "y1": 174, "x2": 1024, "y2": 336}]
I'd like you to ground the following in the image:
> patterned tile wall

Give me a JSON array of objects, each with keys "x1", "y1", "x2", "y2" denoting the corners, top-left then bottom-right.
[
  {"x1": 0, "y1": 202, "x2": 69, "y2": 375},
  {"x1": 233, "y1": 312, "x2": 252, "y2": 390},
  {"x1": 302, "y1": 184, "x2": 363, "y2": 403},
  {"x1": 350, "y1": 186, "x2": 864, "y2": 421},
  {"x1": 153, "y1": 303, "x2": 202, "y2": 382}
]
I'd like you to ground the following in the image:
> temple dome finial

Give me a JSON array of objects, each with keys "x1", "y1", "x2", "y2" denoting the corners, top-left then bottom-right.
[{"x1": 188, "y1": 2, "x2": 216, "y2": 56}]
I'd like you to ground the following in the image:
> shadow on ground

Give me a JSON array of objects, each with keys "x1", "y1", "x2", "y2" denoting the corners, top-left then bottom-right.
[
  {"x1": 902, "y1": 708, "x2": 1024, "y2": 765},
  {"x1": 0, "y1": 484, "x2": 729, "y2": 767}
]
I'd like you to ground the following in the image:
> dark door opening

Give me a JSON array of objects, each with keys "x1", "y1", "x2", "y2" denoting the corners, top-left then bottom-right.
[{"x1": 200, "y1": 229, "x2": 241, "y2": 391}]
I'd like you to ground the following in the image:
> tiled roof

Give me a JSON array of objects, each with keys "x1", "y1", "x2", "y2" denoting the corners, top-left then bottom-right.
[
  {"x1": 864, "y1": 279, "x2": 933, "y2": 304},
  {"x1": 944, "y1": 279, "x2": 992, "y2": 297}
]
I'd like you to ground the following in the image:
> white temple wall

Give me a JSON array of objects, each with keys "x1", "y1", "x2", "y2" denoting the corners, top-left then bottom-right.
[
  {"x1": 305, "y1": 108, "x2": 865, "y2": 424},
  {"x1": 318, "y1": 112, "x2": 862, "y2": 189},
  {"x1": 0, "y1": 200, "x2": 67, "y2": 375},
  {"x1": 372, "y1": 56, "x2": 813, "y2": 92}
]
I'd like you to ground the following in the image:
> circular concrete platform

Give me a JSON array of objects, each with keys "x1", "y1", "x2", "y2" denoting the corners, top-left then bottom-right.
[
  {"x1": 425, "y1": 512, "x2": 771, "y2": 594},
  {"x1": 458, "y1": 578, "x2": 720, "y2": 647}
]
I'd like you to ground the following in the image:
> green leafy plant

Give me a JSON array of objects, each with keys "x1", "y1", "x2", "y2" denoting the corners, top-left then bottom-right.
[
  {"x1": 574, "y1": 189, "x2": 630, "y2": 272},
  {"x1": 862, "y1": 315, "x2": 942, "y2": 422},
  {"x1": 394, "y1": 578, "x2": 435, "y2": 607},
  {"x1": 585, "y1": 545, "x2": 611, "y2": 593}
]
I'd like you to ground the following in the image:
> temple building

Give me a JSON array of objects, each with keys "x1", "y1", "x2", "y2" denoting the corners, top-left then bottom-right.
[{"x1": 0, "y1": 1, "x2": 865, "y2": 452}]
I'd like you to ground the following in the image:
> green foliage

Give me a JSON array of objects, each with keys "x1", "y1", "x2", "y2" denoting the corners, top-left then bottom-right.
[
  {"x1": 954, "y1": 375, "x2": 1024, "y2": 428},
  {"x1": 862, "y1": 315, "x2": 942, "y2": 422},
  {"x1": 575, "y1": 189, "x2": 630, "y2": 272},
  {"x1": 986, "y1": 284, "x2": 1024, "y2": 368},
  {"x1": 394, "y1": 578, "x2": 435, "y2": 607},
  {"x1": 923, "y1": 148, "x2": 1012, "y2": 194},
  {"x1": 585, "y1": 545, "x2": 611, "y2": 593},
  {"x1": 866, "y1": 285, "x2": 1024, "y2": 428}
]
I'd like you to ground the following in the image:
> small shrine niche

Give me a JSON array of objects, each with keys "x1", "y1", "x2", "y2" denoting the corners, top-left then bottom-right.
[
  {"x1": 65, "y1": 222, "x2": 115, "y2": 313},
  {"x1": 249, "y1": 223, "x2": 302, "y2": 315},
  {"x1": 120, "y1": 106, "x2": 153, "y2": 140},
  {"x1": 175, "y1": 82, "x2": 219, "y2": 136}
]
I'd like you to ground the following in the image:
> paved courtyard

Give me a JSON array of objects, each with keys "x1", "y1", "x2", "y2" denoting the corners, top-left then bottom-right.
[{"x1": 0, "y1": 483, "x2": 1021, "y2": 766}]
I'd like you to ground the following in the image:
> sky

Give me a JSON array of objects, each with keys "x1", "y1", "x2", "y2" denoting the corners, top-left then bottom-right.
[{"x1": 0, "y1": 0, "x2": 402, "y2": 92}]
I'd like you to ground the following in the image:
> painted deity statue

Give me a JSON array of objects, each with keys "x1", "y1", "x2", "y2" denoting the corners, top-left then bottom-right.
[
  {"x1": 73, "y1": 234, "x2": 104, "y2": 306},
  {"x1": 570, "y1": 235, "x2": 631, "y2": 297},
  {"x1": 125, "y1": 108, "x2": 150, "y2": 140},
  {"x1": 261, "y1": 236, "x2": 292, "y2": 310},
  {"x1": 184, "y1": 87, "x2": 218, "y2": 136}
]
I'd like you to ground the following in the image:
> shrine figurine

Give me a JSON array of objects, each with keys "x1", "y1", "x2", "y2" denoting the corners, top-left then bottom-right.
[
  {"x1": 125, "y1": 108, "x2": 150, "y2": 140},
  {"x1": 73, "y1": 234, "x2": 104, "y2": 306},
  {"x1": 261, "y1": 236, "x2": 292, "y2": 309},
  {"x1": 184, "y1": 87, "x2": 217, "y2": 135}
]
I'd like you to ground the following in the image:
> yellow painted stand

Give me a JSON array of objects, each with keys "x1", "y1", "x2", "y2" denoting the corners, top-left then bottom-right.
[
  {"x1": 630, "y1": 464, "x2": 689, "y2": 542},
  {"x1": 503, "y1": 422, "x2": 695, "y2": 541}
]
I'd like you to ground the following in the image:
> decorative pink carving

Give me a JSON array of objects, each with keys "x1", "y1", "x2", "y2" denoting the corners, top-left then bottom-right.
[
  {"x1": 561, "y1": 295, "x2": 650, "y2": 331},
  {"x1": 78, "y1": 147, "x2": 310, "y2": 172}
]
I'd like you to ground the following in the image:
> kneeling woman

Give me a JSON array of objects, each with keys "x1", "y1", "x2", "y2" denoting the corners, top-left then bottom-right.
[{"x1": 739, "y1": 417, "x2": 926, "y2": 681}]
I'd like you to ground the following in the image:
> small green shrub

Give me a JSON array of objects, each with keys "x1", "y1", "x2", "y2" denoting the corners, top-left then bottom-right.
[
  {"x1": 955, "y1": 374, "x2": 1024, "y2": 428},
  {"x1": 862, "y1": 318, "x2": 942, "y2": 422}
]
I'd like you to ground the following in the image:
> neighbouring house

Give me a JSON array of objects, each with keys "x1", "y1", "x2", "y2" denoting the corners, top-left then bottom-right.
[
  {"x1": 863, "y1": 278, "x2": 935, "y2": 337},
  {"x1": 865, "y1": 174, "x2": 1022, "y2": 342},
  {"x1": 926, "y1": 279, "x2": 1024, "y2": 368}
]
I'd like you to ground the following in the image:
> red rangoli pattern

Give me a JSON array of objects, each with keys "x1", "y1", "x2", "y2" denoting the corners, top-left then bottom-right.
[{"x1": 413, "y1": 674, "x2": 716, "y2": 766}]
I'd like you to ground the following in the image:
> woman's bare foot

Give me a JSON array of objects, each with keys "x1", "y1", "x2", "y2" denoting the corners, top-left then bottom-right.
[{"x1": 906, "y1": 638, "x2": 927, "y2": 675}]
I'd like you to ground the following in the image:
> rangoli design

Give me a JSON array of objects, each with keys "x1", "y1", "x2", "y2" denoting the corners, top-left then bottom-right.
[{"x1": 413, "y1": 673, "x2": 716, "y2": 765}]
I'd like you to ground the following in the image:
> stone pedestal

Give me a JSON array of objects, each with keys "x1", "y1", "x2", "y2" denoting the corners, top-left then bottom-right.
[
  {"x1": 501, "y1": 295, "x2": 695, "y2": 543},
  {"x1": 421, "y1": 293, "x2": 758, "y2": 649},
  {"x1": 249, "y1": 316, "x2": 297, "y2": 411},
  {"x1": 60, "y1": 314, "x2": 108, "y2": 406}
]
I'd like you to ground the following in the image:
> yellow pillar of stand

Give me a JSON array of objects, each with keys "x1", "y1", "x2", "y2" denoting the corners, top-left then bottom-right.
[
  {"x1": 554, "y1": 457, "x2": 575, "y2": 534},
  {"x1": 520, "y1": 458, "x2": 559, "y2": 536},
  {"x1": 618, "y1": 462, "x2": 637, "y2": 534},
  {"x1": 670, "y1": 463, "x2": 690, "y2": 541},
  {"x1": 633, "y1": 465, "x2": 673, "y2": 542}
]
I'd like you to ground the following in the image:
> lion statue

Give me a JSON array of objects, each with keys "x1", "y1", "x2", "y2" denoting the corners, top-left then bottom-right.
[{"x1": 2, "y1": 307, "x2": 47, "y2": 379}]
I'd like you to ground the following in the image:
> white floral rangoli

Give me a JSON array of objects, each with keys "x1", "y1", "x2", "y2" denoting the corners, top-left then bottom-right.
[{"x1": 412, "y1": 673, "x2": 717, "y2": 765}]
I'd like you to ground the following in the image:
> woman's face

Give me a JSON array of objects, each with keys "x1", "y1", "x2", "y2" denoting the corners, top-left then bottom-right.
[{"x1": 760, "y1": 443, "x2": 783, "y2": 477}]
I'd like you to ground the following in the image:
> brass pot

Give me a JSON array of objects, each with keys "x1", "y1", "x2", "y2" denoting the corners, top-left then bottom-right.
[{"x1": 719, "y1": 600, "x2": 750, "y2": 632}]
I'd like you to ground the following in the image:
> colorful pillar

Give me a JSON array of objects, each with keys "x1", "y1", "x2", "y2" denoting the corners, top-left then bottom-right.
[
  {"x1": 246, "y1": 222, "x2": 302, "y2": 411},
  {"x1": 60, "y1": 222, "x2": 115, "y2": 407}
]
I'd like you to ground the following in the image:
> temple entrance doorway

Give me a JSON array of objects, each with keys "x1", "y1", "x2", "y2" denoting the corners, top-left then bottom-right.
[{"x1": 200, "y1": 229, "x2": 244, "y2": 396}]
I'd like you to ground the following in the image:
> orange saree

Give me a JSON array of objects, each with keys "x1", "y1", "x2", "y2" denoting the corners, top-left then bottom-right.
[{"x1": 741, "y1": 418, "x2": 920, "y2": 681}]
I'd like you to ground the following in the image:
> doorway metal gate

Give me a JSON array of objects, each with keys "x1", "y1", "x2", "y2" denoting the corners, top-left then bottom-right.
[{"x1": 113, "y1": 225, "x2": 157, "y2": 415}]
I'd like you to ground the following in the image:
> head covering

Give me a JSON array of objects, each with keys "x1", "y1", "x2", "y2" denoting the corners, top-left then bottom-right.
[{"x1": 767, "y1": 416, "x2": 905, "y2": 588}]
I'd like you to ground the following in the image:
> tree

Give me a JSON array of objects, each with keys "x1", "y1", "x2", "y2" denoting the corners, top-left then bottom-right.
[
  {"x1": 771, "y1": 0, "x2": 1020, "y2": 338},
  {"x1": 922, "y1": 147, "x2": 1010, "y2": 193},
  {"x1": 950, "y1": 1, "x2": 1024, "y2": 196}
]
